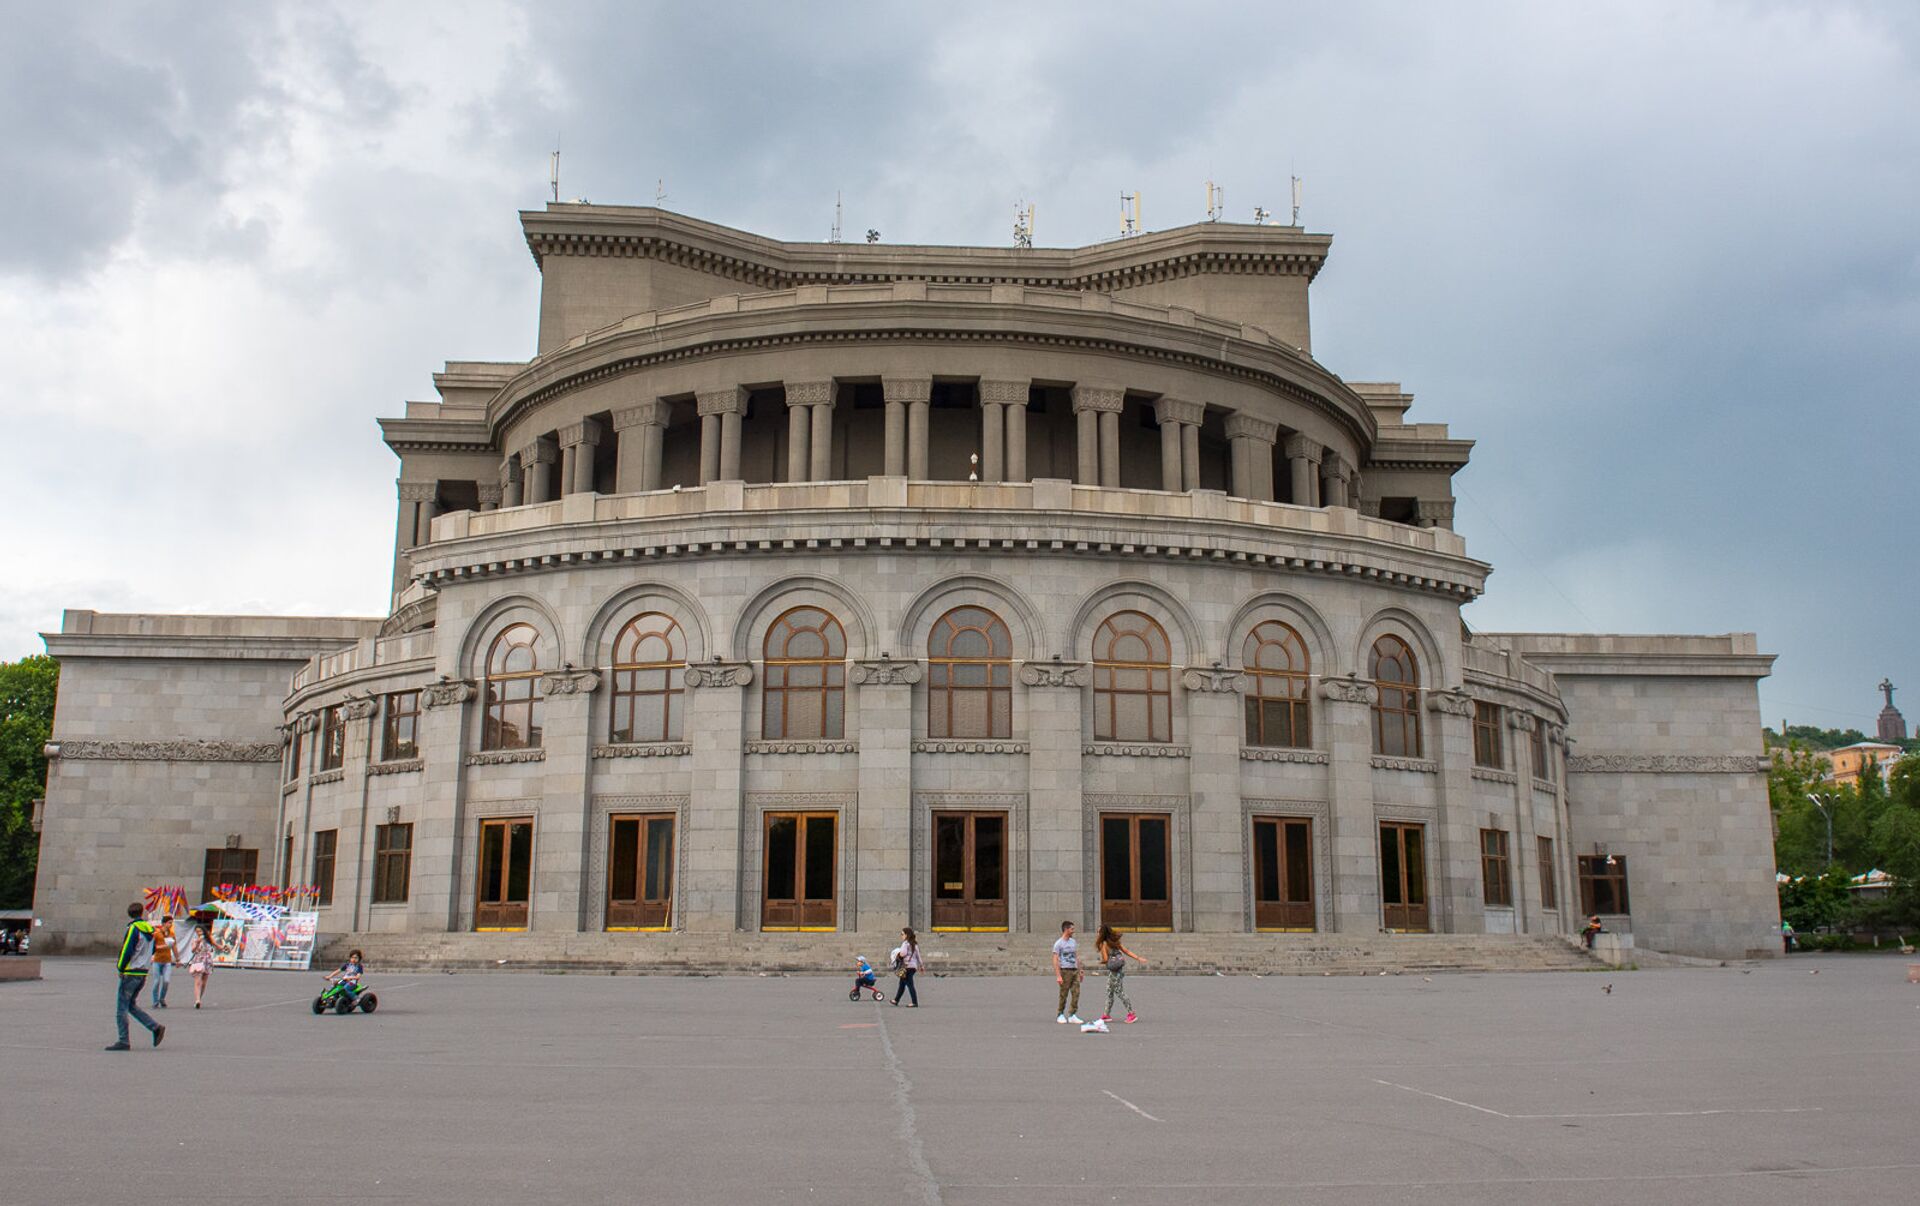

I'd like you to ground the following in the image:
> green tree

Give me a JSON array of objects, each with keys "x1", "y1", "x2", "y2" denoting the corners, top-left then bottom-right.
[
  {"x1": 1778, "y1": 869, "x2": 1852, "y2": 931},
  {"x1": 0, "y1": 655, "x2": 58, "y2": 909},
  {"x1": 1770, "y1": 744, "x2": 1836, "y2": 876}
]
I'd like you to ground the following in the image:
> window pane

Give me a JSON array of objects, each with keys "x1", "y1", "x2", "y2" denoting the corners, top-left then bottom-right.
[
  {"x1": 1254, "y1": 821, "x2": 1280, "y2": 903},
  {"x1": 952, "y1": 691, "x2": 988, "y2": 738},
  {"x1": 481, "y1": 824, "x2": 505, "y2": 903},
  {"x1": 766, "y1": 816, "x2": 797, "y2": 900},
  {"x1": 935, "y1": 816, "x2": 965, "y2": 899},
  {"x1": 610, "y1": 819, "x2": 640, "y2": 901},
  {"x1": 974, "y1": 816, "x2": 1004, "y2": 900},
  {"x1": 645, "y1": 818, "x2": 674, "y2": 903},
  {"x1": 506, "y1": 822, "x2": 533, "y2": 903},
  {"x1": 1113, "y1": 694, "x2": 1149, "y2": 742},
  {"x1": 803, "y1": 816, "x2": 836, "y2": 901},
  {"x1": 1284, "y1": 822, "x2": 1313, "y2": 905},
  {"x1": 1138, "y1": 818, "x2": 1169, "y2": 902},
  {"x1": 822, "y1": 689, "x2": 844, "y2": 739},
  {"x1": 763, "y1": 693, "x2": 785, "y2": 739},
  {"x1": 991, "y1": 690, "x2": 1011, "y2": 739},
  {"x1": 787, "y1": 691, "x2": 822, "y2": 739},
  {"x1": 1380, "y1": 827, "x2": 1403, "y2": 905},
  {"x1": 632, "y1": 694, "x2": 666, "y2": 743},
  {"x1": 1403, "y1": 827, "x2": 1426, "y2": 905},
  {"x1": 1102, "y1": 817, "x2": 1132, "y2": 900}
]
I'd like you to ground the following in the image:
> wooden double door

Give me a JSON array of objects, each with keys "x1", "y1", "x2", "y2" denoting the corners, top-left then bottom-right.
[
  {"x1": 1252, "y1": 816, "x2": 1315, "y2": 931},
  {"x1": 1100, "y1": 812, "x2": 1173, "y2": 930},
  {"x1": 1379, "y1": 822, "x2": 1430, "y2": 932},
  {"x1": 475, "y1": 817, "x2": 534, "y2": 931},
  {"x1": 931, "y1": 811, "x2": 1008, "y2": 931},
  {"x1": 606, "y1": 813, "x2": 675, "y2": 930},
  {"x1": 763, "y1": 812, "x2": 837, "y2": 930}
]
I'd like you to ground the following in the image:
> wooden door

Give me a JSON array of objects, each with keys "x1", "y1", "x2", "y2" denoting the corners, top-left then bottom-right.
[
  {"x1": 1379, "y1": 822, "x2": 1429, "y2": 932},
  {"x1": 606, "y1": 813, "x2": 675, "y2": 930},
  {"x1": 762, "y1": 812, "x2": 837, "y2": 930},
  {"x1": 1100, "y1": 813, "x2": 1173, "y2": 930},
  {"x1": 930, "y1": 811, "x2": 1009, "y2": 931},
  {"x1": 476, "y1": 817, "x2": 534, "y2": 930},
  {"x1": 1252, "y1": 816, "x2": 1315, "y2": 931}
]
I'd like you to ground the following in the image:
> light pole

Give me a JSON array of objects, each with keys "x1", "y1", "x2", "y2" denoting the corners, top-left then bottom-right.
[{"x1": 1807, "y1": 792, "x2": 1834, "y2": 870}]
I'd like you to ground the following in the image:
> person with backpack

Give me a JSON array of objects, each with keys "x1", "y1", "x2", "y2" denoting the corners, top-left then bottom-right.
[{"x1": 106, "y1": 903, "x2": 165, "y2": 1051}]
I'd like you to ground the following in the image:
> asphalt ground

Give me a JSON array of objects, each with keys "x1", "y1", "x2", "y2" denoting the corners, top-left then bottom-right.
[{"x1": 3, "y1": 953, "x2": 1917, "y2": 1205}]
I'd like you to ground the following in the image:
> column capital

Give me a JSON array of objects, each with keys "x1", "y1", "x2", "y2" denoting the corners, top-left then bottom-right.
[
  {"x1": 882, "y1": 376, "x2": 931, "y2": 404},
  {"x1": 1070, "y1": 383, "x2": 1125, "y2": 414},
  {"x1": 539, "y1": 669, "x2": 601, "y2": 696},
  {"x1": 695, "y1": 386, "x2": 748, "y2": 417},
  {"x1": 1181, "y1": 666, "x2": 1243, "y2": 693},
  {"x1": 1356, "y1": 498, "x2": 1381, "y2": 518},
  {"x1": 519, "y1": 438, "x2": 559, "y2": 466},
  {"x1": 850, "y1": 657, "x2": 923, "y2": 686},
  {"x1": 1282, "y1": 432, "x2": 1323, "y2": 462},
  {"x1": 1415, "y1": 498, "x2": 1456, "y2": 527},
  {"x1": 612, "y1": 400, "x2": 670, "y2": 430},
  {"x1": 558, "y1": 417, "x2": 603, "y2": 448},
  {"x1": 685, "y1": 660, "x2": 755, "y2": 689},
  {"x1": 1426, "y1": 688, "x2": 1475, "y2": 717},
  {"x1": 1152, "y1": 397, "x2": 1204, "y2": 427},
  {"x1": 497, "y1": 458, "x2": 520, "y2": 485},
  {"x1": 1319, "y1": 673, "x2": 1378, "y2": 705},
  {"x1": 476, "y1": 483, "x2": 503, "y2": 506},
  {"x1": 1507, "y1": 710, "x2": 1539, "y2": 733},
  {"x1": 978, "y1": 379, "x2": 1029, "y2": 406},
  {"x1": 421, "y1": 680, "x2": 477, "y2": 709},
  {"x1": 343, "y1": 698, "x2": 379, "y2": 721},
  {"x1": 785, "y1": 380, "x2": 835, "y2": 408},
  {"x1": 1224, "y1": 413, "x2": 1279, "y2": 444},
  {"x1": 396, "y1": 481, "x2": 438, "y2": 503},
  {"x1": 1018, "y1": 660, "x2": 1087, "y2": 689},
  {"x1": 1322, "y1": 450, "x2": 1352, "y2": 481}
]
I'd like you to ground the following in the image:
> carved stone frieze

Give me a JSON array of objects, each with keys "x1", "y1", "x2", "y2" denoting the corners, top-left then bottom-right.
[
  {"x1": 1239, "y1": 747, "x2": 1331, "y2": 765},
  {"x1": 1371, "y1": 755, "x2": 1439, "y2": 774},
  {"x1": 466, "y1": 748, "x2": 547, "y2": 766},
  {"x1": 850, "y1": 658, "x2": 924, "y2": 686},
  {"x1": 881, "y1": 377, "x2": 931, "y2": 404},
  {"x1": 592, "y1": 743, "x2": 693, "y2": 759},
  {"x1": 1471, "y1": 767, "x2": 1520, "y2": 785},
  {"x1": 1085, "y1": 742, "x2": 1191, "y2": 758},
  {"x1": 1181, "y1": 666, "x2": 1244, "y2": 694},
  {"x1": 368, "y1": 758, "x2": 424, "y2": 776},
  {"x1": 1568, "y1": 754, "x2": 1771, "y2": 774},
  {"x1": 311, "y1": 768, "x2": 346, "y2": 786},
  {"x1": 396, "y1": 481, "x2": 439, "y2": 503},
  {"x1": 50, "y1": 739, "x2": 281, "y2": 764},
  {"x1": 1069, "y1": 384, "x2": 1124, "y2": 413},
  {"x1": 297, "y1": 713, "x2": 321, "y2": 733},
  {"x1": 745, "y1": 740, "x2": 858, "y2": 755},
  {"x1": 784, "y1": 380, "x2": 835, "y2": 407},
  {"x1": 422, "y1": 680, "x2": 477, "y2": 709},
  {"x1": 1545, "y1": 723, "x2": 1567, "y2": 747},
  {"x1": 539, "y1": 669, "x2": 602, "y2": 696},
  {"x1": 1282, "y1": 433, "x2": 1323, "y2": 462},
  {"x1": 343, "y1": 699, "x2": 379, "y2": 720},
  {"x1": 913, "y1": 740, "x2": 1029, "y2": 755},
  {"x1": 1224, "y1": 413, "x2": 1279, "y2": 444},
  {"x1": 557, "y1": 418, "x2": 603, "y2": 448},
  {"x1": 1426, "y1": 690, "x2": 1475, "y2": 717},
  {"x1": 519, "y1": 439, "x2": 558, "y2": 466},
  {"x1": 1507, "y1": 711, "x2": 1538, "y2": 732},
  {"x1": 1018, "y1": 661, "x2": 1086, "y2": 689},
  {"x1": 1152, "y1": 397, "x2": 1203, "y2": 427},
  {"x1": 695, "y1": 386, "x2": 747, "y2": 416},
  {"x1": 1415, "y1": 499, "x2": 1456, "y2": 526},
  {"x1": 1319, "y1": 675, "x2": 1378, "y2": 705},
  {"x1": 978, "y1": 379, "x2": 1029, "y2": 405},
  {"x1": 684, "y1": 662, "x2": 753, "y2": 689},
  {"x1": 476, "y1": 483, "x2": 504, "y2": 507},
  {"x1": 611, "y1": 400, "x2": 670, "y2": 430}
]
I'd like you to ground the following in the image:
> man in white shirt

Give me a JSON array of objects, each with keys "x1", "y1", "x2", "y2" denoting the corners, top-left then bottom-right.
[{"x1": 1052, "y1": 920, "x2": 1084, "y2": 1024}]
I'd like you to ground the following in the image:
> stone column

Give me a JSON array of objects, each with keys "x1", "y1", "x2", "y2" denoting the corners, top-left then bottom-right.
[
  {"x1": 535, "y1": 668, "x2": 599, "y2": 933},
  {"x1": 1505, "y1": 714, "x2": 1542, "y2": 934},
  {"x1": 697, "y1": 387, "x2": 747, "y2": 484},
  {"x1": 499, "y1": 456, "x2": 523, "y2": 509},
  {"x1": 559, "y1": 418, "x2": 603, "y2": 496},
  {"x1": 1321, "y1": 452, "x2": 1352, "y2": 510},
  {"x1": 416, "y1": 679, "x2": 477, "y2": 933},
  {"x1": 396, "y1": 482, "x2": 435, "y2": 552},
  {"x1": 476, "y1": 483, "x2": 502, "y2": 513},
  {"x1": 882, "y1": 377, "x2": 927, "y2": 478},
  {"x1": 1153, "y1": 398, "x2": 1203, "y2": 491},
  {"x1": 523, "y1": 438, "x2": 559, "y2": 504},
  {"x1": 784, "y1": 389, "x2": 814, "y2": 483},
  {"x1": 908, "y1": 400, "x2": 930, "y2": 479},
  {"x1": 1428, "y1": 689, "x2": 1480, "y2": 934},
  {"x1": 558, "y1": 443, "x2": 575, "y2": 499},
  {"x1": 1284, "y1": 433, "x2": 1322, "y2": 507},
  {"x1": 1021, "y1": 661, "x2": 1087, "y2": 930},
  {"x1": 412, "y1": 489, "x2": 441, "y2": 546},
  {"x1": 981, "y1": 380, "x2": 1027, "y2": 483},
  {"x1": 852, "y1": 658, "x2": 922, "y2": 928},
  {"x1": 1071, "y1": 384, "x2": 1123, "y2": 487},
  {"x1": 1184, "y1": 666, "x2": 1245, "y2": 931},
  {"x1": 613, "y1": 402, "x2": 668, "y2": 493},
  {"x1": 1320, "y1": 675, "x2": 1381, "y2": 933},
  {"x1": 1225, "y1": 414, "x2": 1278, "y2": 501},
  {"x1": 809, "y1": 394, "x2": 835, "y2": 482},
  {"x1": 340, "y1": 699, "x2": 379, "y2": 931},
  {"x1": 683, "y1": 662, "x2": 752, "y2": 931},
  {"x1": 1415, "y1": 499, "x2": 1456, "y2": 530},
  {"x1": 786, "y1": 381, "x2": 835, "y2": 482}
]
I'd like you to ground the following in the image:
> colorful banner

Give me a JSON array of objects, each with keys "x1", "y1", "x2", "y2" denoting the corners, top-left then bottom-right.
[{"x1": 207, "y1": 903, "x2": 318, "y2": 971}]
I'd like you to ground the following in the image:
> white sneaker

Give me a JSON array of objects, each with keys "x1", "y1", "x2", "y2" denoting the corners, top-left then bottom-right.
[
  {"x1": 1066, "y1": 1014, "x2": 1084, "y2": 1024},
  {"x1": 1080, "y1": 1018, "x2": 1108, "y2": 1033},
  {"x1": 1056, "y1": 1013, "x2": 1068, "y2": 1024}
]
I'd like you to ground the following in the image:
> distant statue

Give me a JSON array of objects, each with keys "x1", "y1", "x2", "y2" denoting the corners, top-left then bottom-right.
[
  {"x1": 1881, "y1": 678, "x2": 1897, "y2": 709},
  {"x1": 1877, "y1": 678, "x2": 1907, "y2": 744}
]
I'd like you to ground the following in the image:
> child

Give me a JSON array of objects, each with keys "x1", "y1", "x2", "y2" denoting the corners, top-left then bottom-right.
[
  {"x1": 325, "y1": 949, "x2": 366, "y2": 1003},
  {"x1": 850, "y1": 954, "x2": 878, "y2": 999}
]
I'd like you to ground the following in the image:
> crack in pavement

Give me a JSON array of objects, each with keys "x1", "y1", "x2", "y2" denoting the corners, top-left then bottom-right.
[{"x1": 874, "y1": 1005, "x2": 943, "y2": 1206}]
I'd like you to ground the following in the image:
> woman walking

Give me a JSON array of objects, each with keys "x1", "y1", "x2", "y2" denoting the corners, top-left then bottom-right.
[
  {"x1": 891, "y1": 927, "x2": 922, "y2": 1007},
  {"x1": 185, "y1": 918, "x2": 216, "y2": 1008},
  {"x1": 1095, "y1": 924, "x2": 1149, "y2": 1024}
]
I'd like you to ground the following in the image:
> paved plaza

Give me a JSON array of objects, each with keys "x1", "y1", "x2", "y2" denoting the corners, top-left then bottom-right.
[{"x1": 4, "y1": 953, "x2": 1917, "y2": 1204}]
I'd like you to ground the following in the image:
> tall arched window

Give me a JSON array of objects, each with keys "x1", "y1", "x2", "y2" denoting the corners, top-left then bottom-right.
[
  {"x1": 927, "y1": 606, "x2": 1012, "y2": 739},
  {"x1": 1092, "y1": 610, "x2": 1172, "y2": 742},
  {"x1": 1243, "y1": 621, "x2": 1311, "y2": 748},
  {"x1": 1370, "y1": 634, "x2": 1422, "y2": 757},
  {"x1": 483, "y1": 623, "x2": 544, "y2": 751},
  {"x1": 762, "y1": 606, "x2": 846, "y2": 740},
  {"x1": 610, "y1": 612, "x2": 685, "y2": 743}
]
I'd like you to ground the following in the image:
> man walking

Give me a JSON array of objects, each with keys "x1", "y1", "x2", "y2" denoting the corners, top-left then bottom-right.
[
  {"x1": 1052, "y1": 920, "x2": 1084, "y2": 1025},
  {"x1": 106, "y1": 903, "x2": 165, "y2": 1051}
]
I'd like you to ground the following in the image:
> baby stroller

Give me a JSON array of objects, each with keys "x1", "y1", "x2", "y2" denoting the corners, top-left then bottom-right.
[{"x1": 849, "y1": 956, "x2": 886, "y2": 1001}]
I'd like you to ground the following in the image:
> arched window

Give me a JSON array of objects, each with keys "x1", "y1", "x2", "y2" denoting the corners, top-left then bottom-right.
[
  {"x1": 610, "y1": 612, "x2": 685, "y2": 743},
  {"x1": 762, "y1": 606, "x2": 846, "y2": 740},
  {"x1": 927, "y1": 606, "x2": 1012, "y2": 739},
  {"x1": 1243, "y1": 621, "x2": 1311, "y2": 748},
  {"x1": 483, "y1": 623, "x2": 544, "y2": 751},
  {"x1": 1092, "y1": 611, "x2": 1172, "y2": 743},
  {"x1": 1370, "y1": 634, "x2": 1421, "y2": 757}
]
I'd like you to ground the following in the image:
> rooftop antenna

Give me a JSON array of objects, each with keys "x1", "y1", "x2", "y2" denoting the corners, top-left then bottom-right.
[
  {"x1": 830, "y1": 191, "x2": 843, "y2": 243},
  {"x1": 549, "y1": 145, "x2": 560, "y2": 203},
  {"x1": 1252, "y1": 205, "x2": 1270, "y2": 225},
  {"x1": 1290, "y1": 175, "x2": 1303, "y2": 226},
  {"x1": 865, "y1": 228, "x2": 880, "y2": 244},
  {"x1": 1013, "y1": 201, "x2": 1034, "y2": 249},
  {"x1": 1119, "y1": 190, "x2": 1141, "y2": 237},
  {"x1": 655, "y1": 178, "x2": 667, "y2": 206},
  {"x1": 1205, "y1": 180, "x2": 1224, "y2": 222}
]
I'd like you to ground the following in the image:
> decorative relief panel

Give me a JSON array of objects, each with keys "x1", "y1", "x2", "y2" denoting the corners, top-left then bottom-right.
[
  {"x1": 1181, "y1": 666, "x2": 1243, "y2": 694},
  {"x1": 1320, "y1": 675, "x2": 1378, "y2": 705},
  {"x1": 465, "y1": 748, "x2": 547, "y2": 766},
  {"x1": 343, "y1": 699, "x2": 379, "y2": 721},
  {"x1": 539, "y1": 669, "x2": 602, "y2": 696},
  {"x1": 50, "y1": 739, "x2": 280, "y2": 764},
  {"x1": 684, "y1": 662, "x2": 753, "y2": 689},
  {"x1": 1568, "y1": 754, "x2": 1771, "y2": 774},
  {"x1": 422, "y1": 681, "x2": 477, "y2": 709},
  {"x1": 850, "y1": 658, "x2": 923, "y2": 686},
  {"x1": 1471, "y1": 767, "x2": 1520, "y2": 785},
  {"x1": 1426, "y1": 690, "x2": 1475, "y2": 717},
  {"x1": 592, "y1": 743, "x2": 693, "y2": 759},
  {"x1": 368, "y1": 758, "x2": 424, "y2": 776},
  {"x1": 1240, "y1": 747, "x2": 1330, "y2": 765},
  {"x1": 311, "y1": 769, "x2": 346, "y2": 786},
  {"x1": 1507, "y1": 712, "x2": 1538, "y2": 733},
  {"x1": 913, "y1": 740, "x2": 1029, "y2": 755},
  {"x1": 745, "y1": 740, "x2": 858, "y2": 755},
  {"x1": 1370, "y1": 755, "x2": 1439, "y2": 774},
  {"x1": 1019, "y1": 661, "x2": 1086, "y2": 689},
  {"x1": 1084, "y1": 742, "x2": 1190, "y2": 759}
]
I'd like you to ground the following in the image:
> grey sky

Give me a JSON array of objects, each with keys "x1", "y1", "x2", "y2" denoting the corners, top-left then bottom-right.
[{"x1": 1, "y1": 1, "x2": 1913, "y2": 734}]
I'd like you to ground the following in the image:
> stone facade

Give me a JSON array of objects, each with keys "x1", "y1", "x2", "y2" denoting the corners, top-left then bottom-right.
[{"x1": 36, "y1": 206, "x2": 1781, "y2": 959}]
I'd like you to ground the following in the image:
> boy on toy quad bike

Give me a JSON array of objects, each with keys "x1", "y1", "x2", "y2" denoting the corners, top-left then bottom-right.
[{"x1": 312, "y1": 949, "x2": 378, "y2": 1014}]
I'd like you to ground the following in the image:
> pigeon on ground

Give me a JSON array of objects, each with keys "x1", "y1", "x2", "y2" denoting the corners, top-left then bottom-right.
[{"x1": 1602, "y1": 983, "x2": 1612, "y2": 994}]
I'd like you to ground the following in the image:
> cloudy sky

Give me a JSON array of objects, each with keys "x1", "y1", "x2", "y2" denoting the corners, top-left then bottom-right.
[{"x1": 1, "y1": 1, "x2": 1914, "y2": 733}]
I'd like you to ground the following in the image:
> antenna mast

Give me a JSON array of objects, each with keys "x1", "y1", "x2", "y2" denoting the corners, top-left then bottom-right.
[
  {"x1": 831, "y1": 191, "x2": 843, "y2": 243},
  {"x1": 1205, "y1": 180, "x2": 1224, "y2": 222},
  {"x1": 1119, "y1": 191, "x2": 1142, "y2": 237},
  {"x1": 655, "y1": 178, "x2": 667, "y2": 206},
  {"x1": 1290, "y1": 175, "x2": 1303, "y2": 226},
  {"x1": 549, "y1": 147, "x2": 560, "y2": 203},
  {"x1": 1013, "y1": 201, "x2": 1034, "y2": 249}
]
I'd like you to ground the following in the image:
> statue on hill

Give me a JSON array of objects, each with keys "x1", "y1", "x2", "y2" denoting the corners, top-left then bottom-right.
[{"x1": 1877, "y1": 678, "x2": 1908, "y2": 743}]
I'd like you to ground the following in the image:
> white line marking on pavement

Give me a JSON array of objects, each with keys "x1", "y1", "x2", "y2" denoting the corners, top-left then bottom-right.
[
  {"x1": 1102, "y1": 1089, "x2": 1164, "y2": 1122},
  {"x1": 1372, "y1": 1078, "x2": 1825, "y2": 1120}
]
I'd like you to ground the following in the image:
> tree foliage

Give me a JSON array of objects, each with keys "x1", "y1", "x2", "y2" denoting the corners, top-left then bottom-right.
[
  {"x1": 0, "y1": 655, "x2": 57, "y2": 909},
  {"x1": 1772, "y1": 743, "x2": 1920, "y2": 932}
]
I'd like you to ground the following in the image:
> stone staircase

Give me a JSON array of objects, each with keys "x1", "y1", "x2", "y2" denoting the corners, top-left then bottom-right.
[{"x1": 315, "y1": 930, "x2": 1600, "y2": 976}]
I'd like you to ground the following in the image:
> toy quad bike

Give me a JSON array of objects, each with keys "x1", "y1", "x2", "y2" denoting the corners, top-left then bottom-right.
[{"x1": 312, "y1": 980, "x2": 378, "y2": 1015}]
